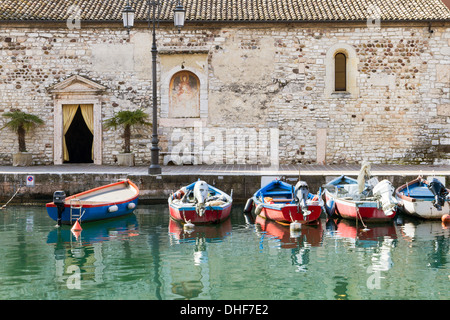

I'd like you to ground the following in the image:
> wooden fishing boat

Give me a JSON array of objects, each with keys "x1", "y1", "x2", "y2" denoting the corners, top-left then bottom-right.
[
  {"x1": 168, "y1": 180, "x2": 232, "y2": 225},
  {"x1": 46, "y1": 179, "x2": 139, "y2": 225},
  {"x1": 395, "y1": 176, "x2": 450, "y2": 219},
  {"x1": 245, "y1": 179, "x2": 323, "y2": 227},
  {"x1": 324, "y1": 175, "x2": 397, "y2": 222}
]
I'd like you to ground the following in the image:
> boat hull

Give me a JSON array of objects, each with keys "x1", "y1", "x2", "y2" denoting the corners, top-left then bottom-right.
[
  {"x1": 168, "y1": 181, "x2": 233, "y2": 225},
  {"x1": 169, "y1": 203, "x2": 232, "y2": 224},
  {"x1": 325, "y1": 190, "x2": 394, "y2": 222},
  {"x1": 46, "y1": 180, "x2": 139, "y2": 225},
  {"x1": 398, "y1": 197, "x2": 450, "y2": 219},
  {"x1": 256, "y1": 202, "x2": 322, "y2": 224}
]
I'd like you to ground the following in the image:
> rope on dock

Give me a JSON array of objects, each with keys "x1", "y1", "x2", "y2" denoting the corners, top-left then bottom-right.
[{"x1": 0, "y1": 186, "x2": 24, "y2": 210}]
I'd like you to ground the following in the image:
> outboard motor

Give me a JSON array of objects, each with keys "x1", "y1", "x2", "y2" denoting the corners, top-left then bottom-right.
[
  {"x1": 193, "y1": 180, "x2": 209, "y2": 217},
  {"x1": 294, "y1": 181, "x2": 310, "y2": 216},
  {"x1": 372, "y1": 180, "x2": 397, "y2": 217},
  {"x1": 53, "y1": 191, "x2": 66, "y2": 227},
  {"x1": 428, "y1": 178, "x2": 449, "y2": 211}
]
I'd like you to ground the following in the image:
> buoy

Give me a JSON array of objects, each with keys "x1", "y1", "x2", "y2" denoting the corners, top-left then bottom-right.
[
  {"x1": 127, "y1": 202, "x2": 136, "y2": 210},
  {"x1": 183, "y1": 220, "x2": 195, "y2": 231},
  {"x1": 290, "y1": 220, "x2": 302, "y2": 232},
  {"x1": 71, "y1": 219, "x2": 82, "y2": 232},
  {"x1": 442, "y1": 214, "x2": 450, "y2": 223},
  {"x1": 290, "y1": 221, "x2": 302, "y2": 238}
]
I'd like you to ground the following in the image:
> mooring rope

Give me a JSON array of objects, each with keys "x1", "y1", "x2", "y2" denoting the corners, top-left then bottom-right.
[
  {"x1": 355, "y1": 206, "x2": 369, "y2": 231},
  {"x1": 0, "y1": 186, "x2": 24, "y2": 210}
]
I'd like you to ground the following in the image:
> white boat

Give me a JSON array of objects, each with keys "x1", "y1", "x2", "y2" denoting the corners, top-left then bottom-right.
[{"x1": 395, "y1": 176, "x2": 450, "y2": 220}]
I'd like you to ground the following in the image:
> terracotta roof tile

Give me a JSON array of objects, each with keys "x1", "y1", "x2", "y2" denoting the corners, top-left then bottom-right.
[{"x1": 0, "y1": 0, "x2": 449, "y2": 22}]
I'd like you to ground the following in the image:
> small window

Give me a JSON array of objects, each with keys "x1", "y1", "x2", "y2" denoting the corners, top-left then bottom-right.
[{"x1": 335, "y1": 53, "x2": 346, "y2": 91}]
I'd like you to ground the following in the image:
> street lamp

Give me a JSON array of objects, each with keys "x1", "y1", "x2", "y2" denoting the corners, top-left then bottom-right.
[
  {"x1": 122, "y1": 0, "x2": 186, "y2": 175},
  {"x1": 122, "y1": 3, "x2": 135, "y2": 33}
]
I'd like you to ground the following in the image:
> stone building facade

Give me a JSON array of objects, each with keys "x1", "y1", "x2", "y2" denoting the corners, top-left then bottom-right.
[{"x1": 0, "y1": 0, "x2": 449, "y2": 166}]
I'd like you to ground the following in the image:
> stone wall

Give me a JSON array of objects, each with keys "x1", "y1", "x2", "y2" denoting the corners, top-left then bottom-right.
[{"x1": 0, "y1": 22, "x2": 448, "y2": 166}]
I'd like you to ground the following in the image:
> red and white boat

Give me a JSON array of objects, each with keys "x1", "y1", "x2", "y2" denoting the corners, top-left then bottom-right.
[
  {"x1": 324, "y1": 175, "x2": 398, "y2": 222},
  {"x1": 168, "y1": 180, "x2": 232, "y2": 226},
  {"x1": 245, "y1": 179, "x2": 323, "y2": 230}
]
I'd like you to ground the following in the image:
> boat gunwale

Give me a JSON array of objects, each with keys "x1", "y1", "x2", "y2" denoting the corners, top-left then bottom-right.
[
  {"x1": 45, "y1": 179, "x2": 139, "y2": 208},
  {"x1": 395, "y1": 176, "x2": 436, "y2": 203},
  {"x1": 169, "y1": 201, "x2": 233, "y2": 211}
]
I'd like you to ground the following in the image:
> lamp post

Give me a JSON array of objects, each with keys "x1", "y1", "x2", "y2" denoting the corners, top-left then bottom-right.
[{"x1": 122, "y1": 0, "x2": 186, "y2": 174}]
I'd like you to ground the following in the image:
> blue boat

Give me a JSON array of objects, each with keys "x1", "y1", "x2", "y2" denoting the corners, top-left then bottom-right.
[{"x1": 46, "y1": 179, "x2": 139, "y2": 225}]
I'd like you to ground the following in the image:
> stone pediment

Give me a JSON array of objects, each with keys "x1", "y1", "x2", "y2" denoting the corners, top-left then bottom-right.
[{"x1": 47, "y1": 75, "x2": 106, "y2": 95}]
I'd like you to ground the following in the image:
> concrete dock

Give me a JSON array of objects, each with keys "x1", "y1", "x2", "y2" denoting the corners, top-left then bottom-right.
[{"x1": 1, "y1": 163, "x2": 449, "y2": 204}]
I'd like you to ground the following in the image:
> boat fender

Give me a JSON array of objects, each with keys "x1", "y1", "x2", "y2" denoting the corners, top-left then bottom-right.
[
  {"x1": 108, "y1": 205, "x2": 119, "y2": 213},
  {"x1": 127, "y1": 202, "x2": 136, "y2": 210},
  {"x1": 255, "y1": 204, "x2": 263, "y2": 216},
  {"x1": 442, "y1": 214, "x2": 450, "y2": 224},
  {"x1": 243, "y1": 198, "x2": 253, "y2": 213}
]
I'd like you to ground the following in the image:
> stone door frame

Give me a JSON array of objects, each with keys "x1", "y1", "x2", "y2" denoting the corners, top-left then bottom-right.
[{"x1": 47, "y1": 75, "x2": 106, "y2": 165}]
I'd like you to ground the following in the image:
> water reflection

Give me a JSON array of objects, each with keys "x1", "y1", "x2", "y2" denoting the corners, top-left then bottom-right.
[
  {"x1": 47, "y1": 214, "x2": 139, "y2": 245},
  {"x1": 46, "y1": 215, "x2": 139, "y2": 290},
  {"x1": 328, "y1": 218, "x2": 398, "y2": 246},
  {"x1": 0, "y1": 205, "x2": 449, "y2": 300},
  {"x1": 398, "y1": 216, "x2": 450, "y2": 269},
  {"x1": 254, "y1": 215, "x2": 323, "y2": 249},
  {"x1": 169, "y1": 218, "x2": 232, "y2": 245},
  {"x1": 166, "y1": 218, "x2": 232, "y2": 300}
]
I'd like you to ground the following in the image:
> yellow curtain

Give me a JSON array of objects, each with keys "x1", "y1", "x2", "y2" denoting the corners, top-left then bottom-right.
[
  {"x1": 63, "y1": 105, "x2": 79, "y2": 162},
  {"x1": 80, "y1": 104, "x2": 94, "y2": 159}
]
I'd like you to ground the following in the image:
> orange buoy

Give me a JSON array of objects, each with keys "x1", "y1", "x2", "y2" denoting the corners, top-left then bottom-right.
[
  {"x1": 441, "y1": 214, "x2": 450, "y2": 224},
  {"x1": 71, "y1": 219, "x2": 82, "y2": 232}
]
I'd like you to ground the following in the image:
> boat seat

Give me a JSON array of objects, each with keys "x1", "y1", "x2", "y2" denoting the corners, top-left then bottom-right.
[
  {"x1": 264, "y1": 191, "x2": 292, "y2": 197},
  {"x1": 264, "y1": 196, "x2": 292, "y2": 204},
  {"x1": 406, "y1": 186, "x2": 432, "y2": 198},
  {"x1": 271, "y1": 198, "x2": 293, "y2": 202}
]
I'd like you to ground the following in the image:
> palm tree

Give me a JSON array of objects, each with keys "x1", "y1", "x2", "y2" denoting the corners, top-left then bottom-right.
[
  {"x1": 1, "y1": 110, "x2": 44, "y2": 152},
  {"x1": 104, "y1": 109, "x2": 152, "y2": 153}
]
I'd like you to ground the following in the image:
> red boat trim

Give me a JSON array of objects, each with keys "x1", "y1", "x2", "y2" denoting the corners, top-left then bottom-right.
[{"x1": 46, "y1": 180, "x2": 139, "y2": 208}]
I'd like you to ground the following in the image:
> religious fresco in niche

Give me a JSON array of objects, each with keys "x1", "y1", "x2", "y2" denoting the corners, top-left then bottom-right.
[{"x1": 169, "y1": 71, "x2": 200, "y2": 118}]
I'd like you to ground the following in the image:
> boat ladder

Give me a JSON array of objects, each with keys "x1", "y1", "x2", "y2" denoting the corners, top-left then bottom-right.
[{"x1": 69, "y1": 198, "x2": 83, "y2": 223}]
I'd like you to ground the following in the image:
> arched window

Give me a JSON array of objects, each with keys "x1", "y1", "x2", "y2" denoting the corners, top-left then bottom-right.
[
  {"x1": 335, "y1": 53, "x2": 346, "y2": 91},
  {"x1": 169, "y1": 71, "x2": 200, "y2": 118}
]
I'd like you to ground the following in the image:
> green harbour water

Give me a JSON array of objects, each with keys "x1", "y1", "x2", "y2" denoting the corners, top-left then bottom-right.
[{"x1": 0, "y1": 204, "x2": 448, "y2": 300}]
